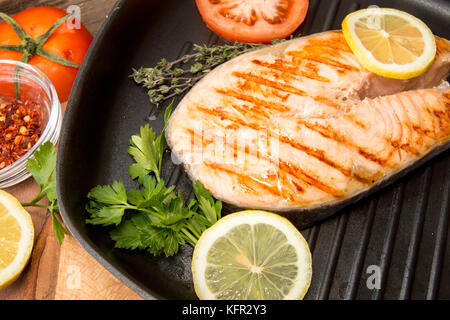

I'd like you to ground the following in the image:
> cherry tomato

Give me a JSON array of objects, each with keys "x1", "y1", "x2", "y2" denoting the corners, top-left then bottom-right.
[
  {"x1": 195, "y1": 0, "x2": 309, "y2": 43},
  {"x1": 0, "y1": 6, "x2": 93, "y2": 102}
]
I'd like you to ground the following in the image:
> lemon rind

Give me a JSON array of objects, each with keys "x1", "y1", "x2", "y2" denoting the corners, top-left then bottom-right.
[
  {"x1": 192, "y1": 210, "x2": 312, "y2": 300},
  {"x1": 342, "y1": 8, "x2": 437, "y2": 80},
  {"x1": 0, "y1": 191, "x2": 34, "y2": 289}
]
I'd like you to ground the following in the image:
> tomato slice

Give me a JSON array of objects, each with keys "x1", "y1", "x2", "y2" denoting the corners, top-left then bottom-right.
[{"x1": 195, "y1": 0, "x2": 309, "y2": 43}]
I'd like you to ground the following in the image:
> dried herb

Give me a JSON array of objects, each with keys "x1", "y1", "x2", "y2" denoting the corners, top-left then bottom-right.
[{"x1": 130, "y1": 42, "x2": 265, "y2": 106}]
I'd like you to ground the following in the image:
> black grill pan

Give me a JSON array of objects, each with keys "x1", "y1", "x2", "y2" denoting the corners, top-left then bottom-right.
[{"x1": 57, "y1": 0, "x2": 450, "y2": 300}]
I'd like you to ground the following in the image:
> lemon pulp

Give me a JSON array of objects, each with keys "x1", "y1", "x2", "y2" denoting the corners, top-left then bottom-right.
[
  {"x1": 192, "y1": 211, "x2": 312, "y2": 300},
  {"x1": 0, "y1": 190, "x2": 34, "y2": 289},
  {"x1": 342, "y1": 8, "x2": 436, "y2": 79}
]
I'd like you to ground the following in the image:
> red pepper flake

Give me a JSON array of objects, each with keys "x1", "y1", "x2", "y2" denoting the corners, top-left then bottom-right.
[{"x1": 0, "y1": 100, "x2": 44, "y2": 169}]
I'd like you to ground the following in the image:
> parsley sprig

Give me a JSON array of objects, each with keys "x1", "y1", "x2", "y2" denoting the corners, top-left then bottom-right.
[
  {"x1": 22, "y1": 142, "x2": 67, "y2": 245},
  {"x1": 86, "y1": 102, "x2": 222, "y2": 257},
  {"x1": 128, "y1": 104, "x2": 172, "y2": 183}
]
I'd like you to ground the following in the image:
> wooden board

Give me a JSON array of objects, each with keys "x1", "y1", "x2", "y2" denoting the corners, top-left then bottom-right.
[
  {"x1": 0, "y1": 0, "x2": 115, "y2": 35},
  {"x1": 0, "y1": 0, "x2": 143, "y2": 300}
]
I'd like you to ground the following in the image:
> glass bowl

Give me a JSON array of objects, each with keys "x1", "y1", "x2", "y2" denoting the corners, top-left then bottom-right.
[{"x1": 0, "y1": 60, "x2": 61, "y2": 188}]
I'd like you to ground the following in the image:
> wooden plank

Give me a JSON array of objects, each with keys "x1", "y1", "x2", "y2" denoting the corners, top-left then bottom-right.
[
  {"x1": 0, "y1": 0, "x2": 143, "y2": 300},
  {"x1": 0, "y1": 0, "x2": 117, "y2": 35},
  {"x1": 55, "y1": 235, "x2": 142, "y2": 300},
  {"x1": 0, "y1": 180, "x2": 59, "y2": 300}
]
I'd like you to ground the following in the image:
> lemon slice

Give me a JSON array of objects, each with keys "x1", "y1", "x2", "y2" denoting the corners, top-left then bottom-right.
[
  {"x1": 0, "y1": 190, "x2": 34, "y2": 290},
  {"x1": 192, "y1": 210, "x2": 312, "y2": 300},
  {"x1": 342, "y1": 8, "x2": 436, "y2": 79}
]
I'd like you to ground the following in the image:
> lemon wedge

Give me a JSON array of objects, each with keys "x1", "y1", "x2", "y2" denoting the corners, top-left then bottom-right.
[
  {"x1": 192, "y1": 210, "x2": 312, "y2": 300},
  {"x1": 0, "y1": 190, "x2": 34, "y2": 290},
  {"x1": 342, "y1": 8, "x2": 436, "y2": 79}
]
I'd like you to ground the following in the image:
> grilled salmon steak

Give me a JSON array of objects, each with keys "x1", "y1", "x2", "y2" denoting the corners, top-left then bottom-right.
[{"x1": 167, "y1": 31, "x2": 450, "y2": 211}]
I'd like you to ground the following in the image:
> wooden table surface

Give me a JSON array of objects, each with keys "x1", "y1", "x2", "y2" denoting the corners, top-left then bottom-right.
[{"x1": 0, "y1": 0, "x2": 142, "y2": 300}]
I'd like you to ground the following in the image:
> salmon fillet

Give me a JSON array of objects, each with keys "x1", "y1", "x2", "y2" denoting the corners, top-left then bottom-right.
[{"x1": 167, "y1": 31, "x2": 450, "y2": 211}]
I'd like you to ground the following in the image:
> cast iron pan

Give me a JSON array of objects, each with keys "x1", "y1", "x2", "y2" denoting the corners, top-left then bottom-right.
[{"x1": 57, "y1": 0, "x2": 450, "y2": 300}]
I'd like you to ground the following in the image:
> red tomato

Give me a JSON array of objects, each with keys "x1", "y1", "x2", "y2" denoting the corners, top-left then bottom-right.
[
  {"x1": 195, "y1": 0, "x2": 309, "y2": 43},
  {"x1": 0, "y1": 6, "x2": 93, "y2": 102}
]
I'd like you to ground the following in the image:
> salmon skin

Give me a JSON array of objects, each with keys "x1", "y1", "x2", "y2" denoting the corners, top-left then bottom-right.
[{"x1": 167, "y1": 31, "x2": 450, "y2": 223}]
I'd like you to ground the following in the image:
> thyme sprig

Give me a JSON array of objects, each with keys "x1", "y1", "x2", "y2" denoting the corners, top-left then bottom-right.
[{"x1": 130, "y1": 42, "x2": 265, "y2": 106}]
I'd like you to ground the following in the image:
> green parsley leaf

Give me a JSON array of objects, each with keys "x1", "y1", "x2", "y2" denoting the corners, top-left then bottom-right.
[
  {"x1": 128, "y1": 125, "x2": 159, "y2": 177},
  {"x1": 85, "y1": 101, "x2": 223, "y2": 257},
  {"x1": 86, "y1": 177, "x2": 222, "y2": 256},
  {"x1": 110, "y1": 219, "x2": 144, "y2": 250},
  {"x1": 87, "y1": 181, "x2": 128, "y2": 205},
  {"x1": 193, "y1": 180, "x2": 222, "y2": 225},
  {"x1": 51, "y1": 209, "x2": 67, "y2": 246},
  {"x1": 86, "y1": 206, "x2": 126, "y2": 226},
  {"x1": 26, "y1": 141, "x2": 56, "y2": 195},
  {"x1": 128, "y1": 163, "x2": 149, "y2": 185},
  {"x1": 162, "y1": 229, "x2": 185, "y2": 256},
  {"x1": 22, "y1": 141, "x2": 67, "y2": 245},
  {"x1": 45, "y1": 171, "x2": 57, "y2": 203},
  {"x1": 111, "y1": 212, "x2": 186, "y2": 257},
  {"x1": 128, "y1": 102, "x2": 173, "y2": 182},
  {"x1": 86, "y1": 181, "x2": 133, "y2": 226}
]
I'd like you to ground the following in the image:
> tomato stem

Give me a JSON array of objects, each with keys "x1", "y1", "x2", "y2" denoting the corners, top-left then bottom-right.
[{"x1": 0, "y1": 12, "x2": 80, "y2": 99}]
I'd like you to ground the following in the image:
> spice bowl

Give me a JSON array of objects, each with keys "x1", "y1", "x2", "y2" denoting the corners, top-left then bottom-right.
[{"x1": 0, "y1": 60, "x2": 61, "y2": 188}]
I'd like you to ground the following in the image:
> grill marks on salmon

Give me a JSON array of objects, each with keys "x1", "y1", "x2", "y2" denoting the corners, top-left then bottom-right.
[
  {"x1": 251, "y1": 59, "x2": 332, "y2": 83},
  {"x1": 167, "y1": 31, "x2": 450, "y2": 210}
]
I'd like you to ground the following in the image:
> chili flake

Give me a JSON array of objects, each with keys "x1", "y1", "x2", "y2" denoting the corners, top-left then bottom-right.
[{"x1": 0, "y1": 101, "x2": 43, "y2": 169}]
